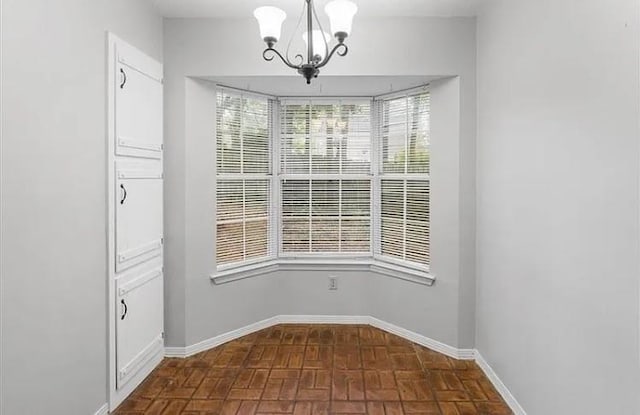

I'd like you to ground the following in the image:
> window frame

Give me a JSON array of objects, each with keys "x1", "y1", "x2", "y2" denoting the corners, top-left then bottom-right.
[
  {"x1": 373, "y1": 87, "x2": 431, "y2": 273},
  {"x1": 277, "y1": 97, "x2": 374, "y2": 259},
  {"x1": 212, "y1": 86, "x2": 433, "y2": 286},
  {"x1": 214, "y1": 87, "x2": 277, "y2": 272}
]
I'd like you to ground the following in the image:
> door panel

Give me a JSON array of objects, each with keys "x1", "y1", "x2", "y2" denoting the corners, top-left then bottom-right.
[
  {"x1": 116, "y1": 267, "x2": 164, "y2": 388},
  {"x1": 116, "y1": 61, "x2": 163, "y2": 159},
  {"x1": 115, "y1": 168, "x2": 163, "y2": 272}
]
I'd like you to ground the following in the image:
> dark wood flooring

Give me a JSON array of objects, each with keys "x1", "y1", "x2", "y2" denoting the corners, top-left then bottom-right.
[{"x1": 114, "y1": 324, "x2": 512, "y2": 415}]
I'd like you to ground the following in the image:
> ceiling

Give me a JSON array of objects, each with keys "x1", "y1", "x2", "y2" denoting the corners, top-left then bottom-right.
[
  {"x1": 203, "y1": 76, "x2": 443, "y2": 97},
  {"x1": 153, "y1": 0, "x2": 482, "y2": 18}
]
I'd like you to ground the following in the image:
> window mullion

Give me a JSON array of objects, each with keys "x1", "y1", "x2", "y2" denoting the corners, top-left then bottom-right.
[
  {"x1": 404, "y1": 94, "x2": 409, "y2": 175},
  {"x1": 308, "y1": 180, "x2": 313, "y2": 254},
  {"x1": 307, "y1": 102, "x2": 313, "y2": 254},
  {"x1": 272, "y1": 99, "x2": 280, "y2": 259},
  {"x1": 242, "y1": 179, "x2": 247, "y2": 261},
  {"x1": 337, "y1": 102, "x2": 343, "y2": 254},
  {"x1": 371, "y1": 99, "x2": 380, "y2": 257},
  {"x1": 240, "y1": 96, "x2": 246, "y2": 260},
  {"x1": 338, "y1": 180, "x2": 343, "y2": 253},
  {"x1": 240, "y1": 96, "x2": 244, "y2": 175},
  {"x1": 403, "y1": 179, "x2": 407, "y2": 260},
  {"x1": 402, "y1": 95, "x2": 409, "y2": 261},
  {"x1": 338, "y1": 101, "x2": 343, "y2": 176},
  {"x1": 308, "y1": 100, "x2": 312, "y2": 176}
]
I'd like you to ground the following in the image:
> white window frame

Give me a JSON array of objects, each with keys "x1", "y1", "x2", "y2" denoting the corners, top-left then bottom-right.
[
  {"x1": 373, "y1": 86, "x2": 431, "y2": 274},
  {"x1": 278, "y1": 97, "x2": 374, "y2": 259},
  {"x1": 212, "y1": 86, "x2": 434, "y2": 287},
  {"x1": 214, "y1": 86, "x2": 277, "y2": 273}
]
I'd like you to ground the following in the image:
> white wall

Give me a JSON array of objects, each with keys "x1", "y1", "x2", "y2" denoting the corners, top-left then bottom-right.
[
  {"x1": 476, "y1": 0, "x2": 640, "y2": 413},
  {"x1": 164, "y1": 17, "x2": 477, "y2": 349},
  {"x1": 0, "y1": 1, "x2": 162, "y2": 414}
]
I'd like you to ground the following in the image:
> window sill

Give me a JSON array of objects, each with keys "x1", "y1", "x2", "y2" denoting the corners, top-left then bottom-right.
[{"x1": 210, "y1": 259, "x2": 435, "y2": 287}]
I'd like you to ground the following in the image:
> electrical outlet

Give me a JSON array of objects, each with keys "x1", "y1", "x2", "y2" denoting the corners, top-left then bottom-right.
[{"x1": 328, "y1": 276, "x2": 338, "y2": 291}]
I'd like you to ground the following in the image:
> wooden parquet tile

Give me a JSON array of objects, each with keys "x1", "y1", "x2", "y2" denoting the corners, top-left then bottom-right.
[{"x1": 114, "y1": 324, "x2": 513, "y2": 415}]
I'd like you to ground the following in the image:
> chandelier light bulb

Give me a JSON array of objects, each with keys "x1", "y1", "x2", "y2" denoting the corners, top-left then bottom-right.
[
  {"x1": 253, "y1": 6, "x2": 287, "y2": 45},
  {"x1": 324, "y1": 0, "x2": 358, "y2": 42},
  {"x1": 302, "y1": 30, "x2": 331, "y2": 61}
]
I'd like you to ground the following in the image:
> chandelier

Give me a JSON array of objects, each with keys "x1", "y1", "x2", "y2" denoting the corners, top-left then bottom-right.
[{"x1": 253, "y1": 0, "x2": 358, "y2": 84}]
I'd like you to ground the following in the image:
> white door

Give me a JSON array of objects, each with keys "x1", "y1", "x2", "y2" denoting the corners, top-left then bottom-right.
[
  {"x1": 108, "y1": 34, "x2": 164, "y2": 406},
  {"x1": 115, "y1": 168, "x2": 163, "y2": 272},
  {"x1": 116, "y1": 48, "x2": 163, "y2": 159},
  {"x1": 116, "y1": 265, "x2": 164, "y2": 387}
]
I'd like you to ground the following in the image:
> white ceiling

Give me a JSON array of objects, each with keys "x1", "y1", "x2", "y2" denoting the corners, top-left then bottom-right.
[{"x1": 153, "y1": 0, "x2": 482, "y2": 18}]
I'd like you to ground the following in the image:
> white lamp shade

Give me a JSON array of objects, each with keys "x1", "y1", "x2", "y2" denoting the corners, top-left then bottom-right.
[
  {"x1": 253, "y1": 6, "x2": 287, "y2": 42},
  {"x1": 303, "y1": 30, "x2": 331, "y2": 60},
  {"x1": 324, "y1": 0, "x2": 357, "y2": 37}
]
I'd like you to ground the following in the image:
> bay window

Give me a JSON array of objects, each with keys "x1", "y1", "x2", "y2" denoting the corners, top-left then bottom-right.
[{"x1": 214, "y1": 87, "x2": 431, "y2": 280}]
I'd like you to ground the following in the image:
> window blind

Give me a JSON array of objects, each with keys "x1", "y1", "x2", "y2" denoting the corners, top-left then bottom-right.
[
  {"x1": 377, "y1": 91, "x2": 430, "y2": 267},
  {"x1": 216, "y1": 90, "x2": 273, "y2": 267},
  {"x1": 280, "y1": 100, "x2": 372, "y2": 254},
  {"x1": 380, "y1": 93, "x2": 430, "y2": 174},
  {"x1": 281, "y1": 100, "x2": 371, "y2": 174}
]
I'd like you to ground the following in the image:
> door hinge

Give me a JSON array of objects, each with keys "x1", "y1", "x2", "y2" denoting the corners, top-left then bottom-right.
[{"x1": 161, "y1": 332, "x2": 165, "y2": 339}]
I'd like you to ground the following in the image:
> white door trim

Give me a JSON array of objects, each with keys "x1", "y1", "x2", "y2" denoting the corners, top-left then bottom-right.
[
  {"x1": 107, "y1": 32, "x2": 164, "y2": 412},
  {"x1": 106, "y1": 31, "x2": 118, "y2": 412}
]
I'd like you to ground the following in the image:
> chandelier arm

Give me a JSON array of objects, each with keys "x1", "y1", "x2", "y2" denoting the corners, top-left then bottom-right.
[
  {"x1": 293, "y1": 54, "x2": 305, "y2": 66},
  {"x1": 262, "y1": 48, "x2": 302, "y2": 69},
  {"x1": 286, "y1": 2, "x2": 306, "y2": 67},
  {"x1": 315, "y1": 43, "x2": 348, "y2": 69}
]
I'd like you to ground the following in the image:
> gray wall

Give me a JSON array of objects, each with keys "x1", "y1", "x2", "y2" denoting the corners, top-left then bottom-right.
[
  {"x1": 475, "y1": 0, "x2": 640, "y2": 413},
  {"x1": 0, "y1": 1, "x2": 162, "y2": 414},
  {"x1": 164, "y1": 17, "x2": 477, "y2": 349}
]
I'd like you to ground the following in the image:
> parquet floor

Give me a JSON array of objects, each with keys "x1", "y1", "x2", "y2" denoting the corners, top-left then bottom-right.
[{"x1": 114, "y1": 325, "x2": 512, "y2": 415}]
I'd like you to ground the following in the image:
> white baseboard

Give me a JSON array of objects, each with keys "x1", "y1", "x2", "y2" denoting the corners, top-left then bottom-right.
[
  {"x1": 161, "y1": 315, "x2": 523, "y2": 415},
  {"x1": 164, "y1": 315, "x2": 473, "y2": 360},
  {"x1": 368, "y1": 317, "x2": 475, "y2": 360},
  {"x1": 164, "y1": 346, "x2": 186, "y2": 357},
  {"x1": 93, "y1": 403, "x2": 108, "y2": 415},
  {"x1": 165, "y1": 316, "x2": 279, "y2": 357},
  {"x1": 475, "y1": 351, "x2": 527, "y2": 415},
  {"x1": 278, "y1": 315, "x2": 370, "y2": 325}
]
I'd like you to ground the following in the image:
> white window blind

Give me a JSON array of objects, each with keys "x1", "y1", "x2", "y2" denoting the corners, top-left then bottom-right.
[
  {"x1": 216, "y1": 90, "x2": 273, "y2": 267},
  {"x1": 280, "y1": 100, "x2": 372, "y2": 254},
  {"x1": 377, "y1": 91, "x2": 430, "y2": 267}
]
